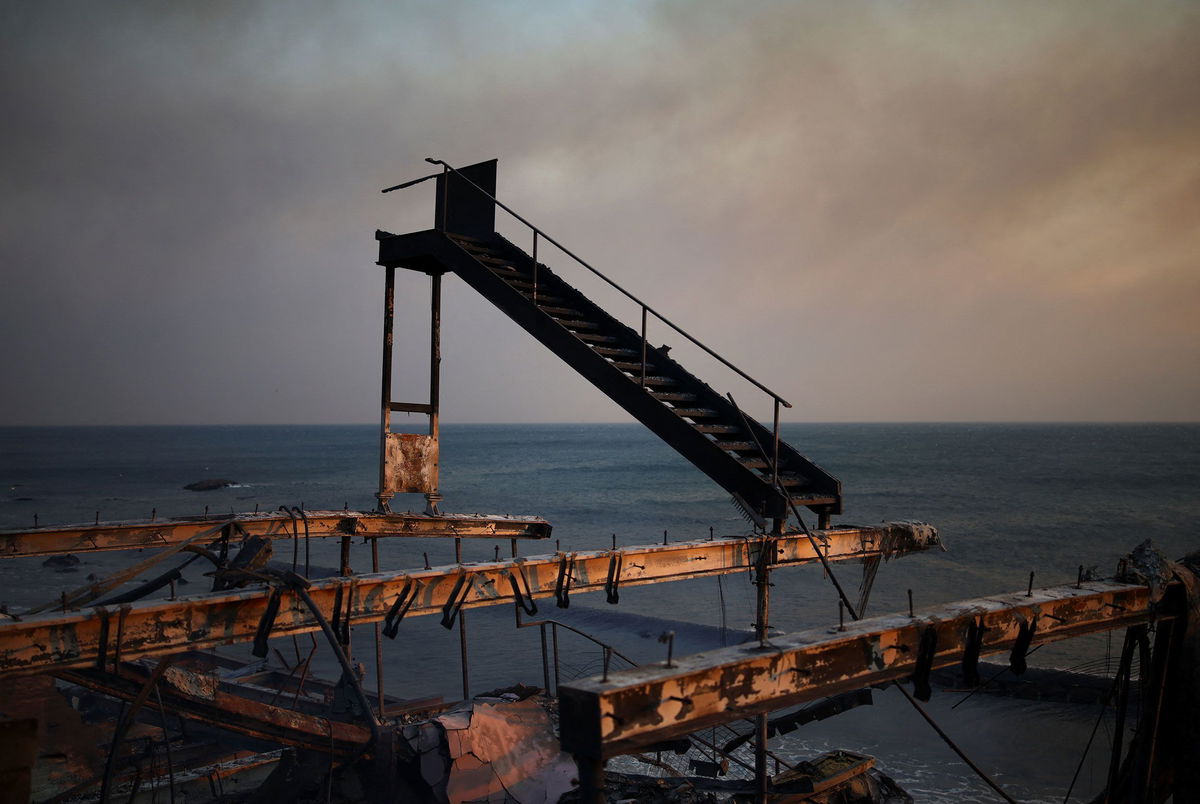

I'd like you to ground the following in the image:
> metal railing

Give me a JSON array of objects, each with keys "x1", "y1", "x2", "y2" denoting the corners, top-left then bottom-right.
[{"x1": 387, "y1": 158, "x2": 793, "y2": 509}]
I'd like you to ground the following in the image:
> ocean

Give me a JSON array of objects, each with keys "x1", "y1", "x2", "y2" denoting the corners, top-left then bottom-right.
[{"x1": 2, "y1": 422, "x2": 1198, "y2": 801}]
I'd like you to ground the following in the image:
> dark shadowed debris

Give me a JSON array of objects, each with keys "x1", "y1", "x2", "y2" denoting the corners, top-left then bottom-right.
[
  {"x1": 183, "y1": 478, "x2": 237, "y2": 491},
  {"x1": 41, "y1": 553, "x2": 80, "y2": 570}
]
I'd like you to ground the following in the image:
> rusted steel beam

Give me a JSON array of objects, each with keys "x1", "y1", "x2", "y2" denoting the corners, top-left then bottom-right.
[
  {"x1": 0, "y1": 510, "x2": 552, "y2": 558},
  {"x1": 0, "y1": 524, "x2": 937, "y2": 675},
  {"x1": 58, "y1": 666, "x2": 373, "y2": 756},
  {"x1": 558, "y1": 579, "x2": 1160, "y2": 759}
]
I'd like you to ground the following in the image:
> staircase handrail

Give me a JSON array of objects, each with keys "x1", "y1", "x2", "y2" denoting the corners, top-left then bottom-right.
[{"x1": 413, "y1": 158, "x2": 793, "y2": 411}]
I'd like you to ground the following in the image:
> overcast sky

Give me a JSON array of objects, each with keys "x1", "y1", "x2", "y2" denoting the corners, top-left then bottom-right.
[{"x1": 2, "y1": 1, "x2": 1197, "y2": 425}]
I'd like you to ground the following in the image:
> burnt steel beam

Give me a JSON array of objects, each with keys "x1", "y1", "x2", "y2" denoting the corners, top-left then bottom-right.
[
  {"x1": 0, "y1": 510, "x2": 552, "y2": 558},
  {"x1": 58, "y1": 666, "x2": 373, "y2": 756},
  {"x1": 558, "y1": 579, "x2": 1160, "y2": 759},
  {"x1": 0, "y1": 523, "x2": 937, "y2": 675}
]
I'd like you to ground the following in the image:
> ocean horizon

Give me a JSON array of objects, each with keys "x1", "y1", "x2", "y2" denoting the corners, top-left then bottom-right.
[{"x1": 2, "y1": 422, "x2": 1197, "y2": 801}]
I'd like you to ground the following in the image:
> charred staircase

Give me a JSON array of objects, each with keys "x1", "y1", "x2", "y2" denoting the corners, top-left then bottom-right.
[{"x1": 376, "y1": 159, "x2": 841, "y2": 527}]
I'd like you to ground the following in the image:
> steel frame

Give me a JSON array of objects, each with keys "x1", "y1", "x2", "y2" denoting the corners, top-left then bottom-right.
[
  {"x1": 0, "y1": 524, "x2": 937, "y2": 675},
  {"x1": 558, "y1": 579, "x2": 1161, "y2": 759},
  {"x1": 0, "y1": 510, "x2": 551, "y2": 558}
]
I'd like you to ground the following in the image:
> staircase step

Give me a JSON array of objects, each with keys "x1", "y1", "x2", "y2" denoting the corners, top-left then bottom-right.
[
  {"x1": 452, "y1": 242, "x2": 509, "y2": 259},
  {"x1": 556, "y1": 319, "x2": 603, "y2": 331},
  {"x1": 591, "y1": 346, "x2": 639, "y2": 357},
  {"x1": 789, "y1": 493, "x2": 839, "y2": 504},
  {"x1": 538, "y1": 305, "x2": 586, "y2": 318},
  {"x1": 476, "y1": 254, "x2": 519, "y2": 268},
  {"x1": 650, "y1": 392, "x2": 697, "y2": 402},
  {"x1": 428, "y1": 229, "x2": 843, "y2": 517},
  {"x1": 610, "y1": 361, "x2": 654, "y2": 372},
  {"x1": 520, "y1": 291, "x2": 568, "y2": 305},
  {"x1": 575, "y1": 332, "x2": 621, "y2": 344},
  {"x1": 713, "y1": 441, "x2": 757, "y2": 452},
  {"x1": 694, "y1": 424, "x2": 740, "y2": 434},
  {"x1": 671, "y1": 408, "x2": 721, "y2": 419}
]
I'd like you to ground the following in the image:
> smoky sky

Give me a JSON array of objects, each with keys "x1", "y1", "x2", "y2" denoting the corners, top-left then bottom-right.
[{"x1": 1, "y1": 1, "x2": 1197, "y2": 425}]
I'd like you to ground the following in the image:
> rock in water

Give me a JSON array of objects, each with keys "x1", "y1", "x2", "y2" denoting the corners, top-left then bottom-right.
[{"x1": 183, "y1": 479, "x2": 236, "y2": 491}]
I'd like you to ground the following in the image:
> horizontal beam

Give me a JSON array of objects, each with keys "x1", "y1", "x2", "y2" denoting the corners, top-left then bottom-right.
[
  {"x1": 558, "y1": 579, "x2": 1158, "y2": 758},
  {"x1": 0, "y1": 510, "x2": 552, "y2": 558},
  {"x1": 58, "y1": 666, "x2": 373, "y2": 755},
  {"x1": 0, "y1": 524, "x2": 937, "y2": 675}
]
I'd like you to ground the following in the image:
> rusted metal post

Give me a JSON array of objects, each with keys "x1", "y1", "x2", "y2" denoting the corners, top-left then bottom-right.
[
  {"x1": 456, "y1": 537, "x2": 469, "y2": 701},
  {"x1": 755, "y1": 713, "x2": 770, "y2": 802},
  {"x1": 754, "y1": 538, "x2": 773, "y2": 802},
  {"x1": 372, "y1": 538, "x2": 385, "y2": 717},
  {"x1": 575, "y1": 755, "x2": 605, "y2": 804},
  {"x1": 552, "y1": 622, "x2": 561, "y2": 695},
  {"x1": 437, "y1": 164, "x2": 448, "y2": 230},
  {"x1": 425, "y1": 271, "x2": 443, "y2": 515},
  {"x1": 772, "y1": 398, "x2": 780, "y2": 491},
  {"x1": 640, "y1": 306, "x2": 648, "y2": 387},
  {"x1": 1107, "y1": 628, "x2": 1138, "y2": 799},
  {"x1": 540, "y1": 623, "x2": 551, "y2": 693},
  {"x1": 377, "y1": 266, "x2": 396, "y2": 512}
]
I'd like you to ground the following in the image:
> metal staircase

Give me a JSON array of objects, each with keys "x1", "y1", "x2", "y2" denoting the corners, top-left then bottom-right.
[{"x1": 376, "y1": 160, "x2": 841, "y2": 527}]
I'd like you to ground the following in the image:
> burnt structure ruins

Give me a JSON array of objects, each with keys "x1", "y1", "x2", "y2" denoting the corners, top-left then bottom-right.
[{"x1": 0, "y1": 159, "x2": 1196, "y2": 803}]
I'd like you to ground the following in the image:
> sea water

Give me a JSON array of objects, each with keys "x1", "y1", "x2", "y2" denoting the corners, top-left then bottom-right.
[{"x1": 2, "y1": 423, "x2": 1197, "y2": 801}]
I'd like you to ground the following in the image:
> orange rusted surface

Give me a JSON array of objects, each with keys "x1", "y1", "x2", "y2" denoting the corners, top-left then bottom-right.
[
  {"x1": 384, "y1": 433, "x2": 439, "y2": 494},
  {"x1": 0, "y1": 510, "x2": 551, "y2": 558},
  {"x1": 0, "y1": 524, "x2": 937, "y2": 675},
  {"x1": 558, "y1": 579, "x2": 1159, "y2": 758}
]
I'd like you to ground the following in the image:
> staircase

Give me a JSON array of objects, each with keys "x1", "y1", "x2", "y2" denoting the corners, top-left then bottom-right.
[{"x1": 376, "y1": 226, "x2": 841, "y2": 526}]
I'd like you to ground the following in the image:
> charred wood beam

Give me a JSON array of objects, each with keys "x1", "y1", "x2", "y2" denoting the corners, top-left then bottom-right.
[
  {"x1": 0, "y1": 524, "x2": 937, "y2": 675},
  {"x1": 0, "y1": 510, "x2": 552, "y2": 558},
  {"x1": 558, "y1": 579, "x2": 1163, "y2": 759}
]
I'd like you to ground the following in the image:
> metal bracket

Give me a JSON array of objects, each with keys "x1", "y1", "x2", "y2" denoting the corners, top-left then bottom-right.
[
  {"x1": 441, "y1": 572, "x2": 476, "y2": 630},
  {"x1": 504, "y1": 562, "x2": 538, "y2": 615},
  {"x1": 605, "y1": 552, "x2": 623, "y2": 605},
  {"x1": 555, "y1": 553, "x2": 577, "y2": 609},
  {"x1": 383, "y1": 578, "x2": 422, "y2": 639},
  {"x1": 1009, "y1": 616, "x2": 1038, "y2": 675},
  {"x1": 911, "y1": 625, "x2": 938, "y2": 701},
  {"x1": 962, "y1": 617, "x2": 988, "y2": 687},
  {"x1": 252, "y1": 587, "x2": 283, "y2": 658}
]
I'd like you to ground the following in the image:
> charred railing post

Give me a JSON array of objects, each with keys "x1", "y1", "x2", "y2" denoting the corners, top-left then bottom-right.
[
  {"x1": 575, "y1": 754, "x2": 605, "y2": 804},
  {"x1": 425, "y1": 270, "x2": 443, "y2": 515},
  {"x1": 371, "y1": 537, "x2": 386, "y2": 718},
  {"x1": 456, "y1": 536, "x2": 470, "y2": 701},
  {"x1": 772, "y1": 398, "x2": 780, "y2": 492},
  {"x1": 640, "y1": 306, "x2": 648, "y2": 387},
  {"x1": 753, "y1": 535, "x2": 774, "y2": 802},
  {"x1": 376, "y1": 265, "x2": 396, "y2": 512}
]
